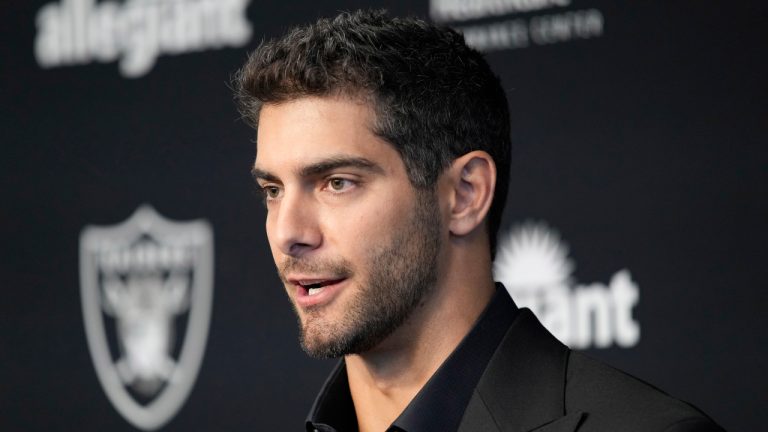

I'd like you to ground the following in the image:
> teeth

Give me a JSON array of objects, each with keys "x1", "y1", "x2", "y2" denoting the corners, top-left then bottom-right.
[{"x1": 308, "y1": 287, "x2": 324, "y2": 296}]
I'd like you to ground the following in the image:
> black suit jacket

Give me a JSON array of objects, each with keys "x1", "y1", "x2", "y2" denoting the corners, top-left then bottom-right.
[{"x1": 457, "y1": 309, "x2": 724, "y2": 432}]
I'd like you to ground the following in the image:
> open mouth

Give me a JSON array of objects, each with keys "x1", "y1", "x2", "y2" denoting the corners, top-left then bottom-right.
[
  {"x1": 285, "y1": 273, "x2": 350, "y2": 307},
  {"x1": 297, "y1": 279, "x2": 346, "y2": 296}
]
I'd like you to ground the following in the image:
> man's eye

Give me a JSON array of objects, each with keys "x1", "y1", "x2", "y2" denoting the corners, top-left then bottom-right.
[
  {"x1": 262, "y1": 186, "x2": 280, "y2": 199},
  {"x1": 327, "y1": 178, "x2": 353, "y2": 192}
]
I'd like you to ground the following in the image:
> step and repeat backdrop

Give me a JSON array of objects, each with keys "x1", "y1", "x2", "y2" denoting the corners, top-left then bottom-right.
[{"x1": 2, "y1": 1, "x2": 765, "y2": 430}]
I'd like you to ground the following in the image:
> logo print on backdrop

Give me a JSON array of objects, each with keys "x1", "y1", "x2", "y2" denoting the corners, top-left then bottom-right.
[
  {"x1": 430, "y1": 0, "x2": 604, "y2": 52},
  {"x1": 34, "y1": 0, "x2": 253, "y2": 78},
  {"x1": 80, "y1": 205, "x2": 213, "y2": 430},
  {"x1": 493, "y1": 222, "x2": 640, "y2": 349}
]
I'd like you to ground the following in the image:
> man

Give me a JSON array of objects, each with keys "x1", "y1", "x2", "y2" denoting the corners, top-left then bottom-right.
[{"x1": 235, "y1": 10, "x2": 723, "y2": 432}]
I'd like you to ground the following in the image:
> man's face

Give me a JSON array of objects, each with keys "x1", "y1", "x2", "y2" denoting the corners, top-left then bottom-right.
[{"x1": 253, "y1": 96, "x2": 442, "y2": 358}]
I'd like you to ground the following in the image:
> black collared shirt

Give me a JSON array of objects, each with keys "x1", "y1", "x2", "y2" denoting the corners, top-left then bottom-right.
[{"x1": 306, "y1": 284, "x2": 519, "y2": 432}]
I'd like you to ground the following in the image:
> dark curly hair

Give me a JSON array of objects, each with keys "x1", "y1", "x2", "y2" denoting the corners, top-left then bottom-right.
[{"x1": 234, "y1": 9, "x2": 511, "y2": 257}]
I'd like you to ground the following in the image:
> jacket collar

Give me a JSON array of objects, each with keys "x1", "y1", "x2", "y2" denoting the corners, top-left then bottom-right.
[{"x1": 458, "y1": 309, "x2": 584, "y2": 432}]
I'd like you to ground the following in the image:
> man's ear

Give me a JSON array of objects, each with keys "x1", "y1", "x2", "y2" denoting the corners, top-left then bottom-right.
[{"x1": 446, "y1": 151, "x2": 496, "y2": 237}]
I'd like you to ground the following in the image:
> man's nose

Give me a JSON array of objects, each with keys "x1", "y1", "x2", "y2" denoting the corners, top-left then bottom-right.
[{"x1": 270, "y1": 191, "x2": 322, "y2": 257}]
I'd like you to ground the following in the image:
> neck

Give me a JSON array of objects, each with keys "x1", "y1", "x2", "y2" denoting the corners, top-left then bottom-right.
[{"x1": 345, "y1": 242, "x2": 496, "y2": 432}]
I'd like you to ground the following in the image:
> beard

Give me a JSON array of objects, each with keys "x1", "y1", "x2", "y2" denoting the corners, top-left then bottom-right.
[{"x1": 279, "y1": 190, "x2": 441, "y2": 358}]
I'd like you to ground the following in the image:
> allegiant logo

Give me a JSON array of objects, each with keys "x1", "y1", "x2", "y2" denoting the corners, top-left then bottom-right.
[{"x1": 34, "y1": 0, "x2": 252, "y2": 78}]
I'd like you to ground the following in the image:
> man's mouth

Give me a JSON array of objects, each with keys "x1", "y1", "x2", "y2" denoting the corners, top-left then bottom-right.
[
  {"x1": 298, "y1": 279, "x2": 344, "y2": 295},
  {"x1": 290, "y1": 277, "x2": 348, "y2": 306}
]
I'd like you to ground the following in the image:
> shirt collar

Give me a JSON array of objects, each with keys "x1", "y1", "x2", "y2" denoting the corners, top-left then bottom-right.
[
  {"x1": 307, "y1": 284, "x2": 518, "y2": 432},
  {"x1": 305, "y1": 361, "x2": 356, "y2": 432}
]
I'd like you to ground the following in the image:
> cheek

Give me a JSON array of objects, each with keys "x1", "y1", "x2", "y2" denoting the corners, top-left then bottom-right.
[{"x1": 321, "y1": 196, "x2": 409, "y2": 250}]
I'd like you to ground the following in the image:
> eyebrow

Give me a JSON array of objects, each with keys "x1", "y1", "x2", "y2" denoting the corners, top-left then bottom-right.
[{"x1": 251, "y1": 156, "x2": 385, "y2": 182}]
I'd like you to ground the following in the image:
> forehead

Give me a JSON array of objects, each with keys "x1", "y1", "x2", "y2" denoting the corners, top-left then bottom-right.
[{"x1": 255, "y1": 96, "x2": 394, "y2": 170}]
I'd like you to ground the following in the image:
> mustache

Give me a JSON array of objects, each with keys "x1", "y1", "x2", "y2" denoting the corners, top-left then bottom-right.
[{"x1": 278, "y1": 256, "x2": 354, "y2": 283}]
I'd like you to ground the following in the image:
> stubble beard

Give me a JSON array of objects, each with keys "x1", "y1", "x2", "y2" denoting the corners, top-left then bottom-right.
[{"x1": 280, "y1": 191, "x2": 441, "y2": 359}]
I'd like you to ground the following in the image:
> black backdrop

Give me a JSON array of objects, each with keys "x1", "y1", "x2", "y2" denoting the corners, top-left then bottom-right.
[{"x1": 2, "y1": 1, "x2": 766, "y2": 431}]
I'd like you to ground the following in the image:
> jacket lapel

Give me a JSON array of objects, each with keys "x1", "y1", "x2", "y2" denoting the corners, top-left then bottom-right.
[
  {"x1": 529, "y1": 413, "x2": 585, "y2": 432},
  {"x1": 457, "y1": 390, "x2": 504, "y2": 432},
  {"x1": 458, "y1": 309, "x2": 582, "y2": 432}
]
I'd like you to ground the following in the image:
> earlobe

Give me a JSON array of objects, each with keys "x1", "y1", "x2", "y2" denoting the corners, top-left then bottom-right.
[{"x1": 448, "y1": 151, "x2": 496, "y2": 237}]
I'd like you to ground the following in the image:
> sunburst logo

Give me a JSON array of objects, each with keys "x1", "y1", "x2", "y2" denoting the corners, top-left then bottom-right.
[
  {"x1": 494, "y1": 221, "x2": 640, "y2": 349},
  {"x1": 494, "y1": 222, "x2": 573, "y2": 289}
]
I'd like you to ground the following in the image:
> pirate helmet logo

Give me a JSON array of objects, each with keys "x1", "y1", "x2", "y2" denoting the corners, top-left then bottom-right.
[{"x1": 80, "y1": 205, "x2": 213, "y2": 430}]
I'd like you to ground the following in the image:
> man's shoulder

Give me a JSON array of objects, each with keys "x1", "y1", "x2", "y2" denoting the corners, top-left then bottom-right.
[
  {"x1": 564, "y1": 351, "x2": 723, "y2": 432},
  {"x1": 464, "y1": 308, "x2": 725, "y2": 431}
]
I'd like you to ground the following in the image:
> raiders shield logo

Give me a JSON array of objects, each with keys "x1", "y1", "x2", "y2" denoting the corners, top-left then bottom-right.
[{"x1": 80, "y1": 205, "x2": 213, "y2": 430}]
